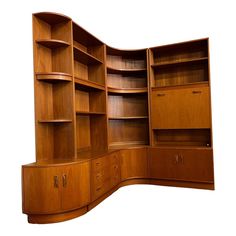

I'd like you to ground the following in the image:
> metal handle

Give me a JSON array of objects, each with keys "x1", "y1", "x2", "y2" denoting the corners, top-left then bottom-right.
[
  {"x1": 192, "y1": 90, "x2": 202, "y2": 94},
  {"x1": 62, "y1": 174, "x2": 67, "y2": 188},
  {"x1": 174, "y1": 155, "x2": 179, "y2": 164},
  {"x1": 157, "y1": 93, "x2": 165, "y2": 97},
  {"x1": 54, "y1": 176, "x2": 59, "y2": 188}
]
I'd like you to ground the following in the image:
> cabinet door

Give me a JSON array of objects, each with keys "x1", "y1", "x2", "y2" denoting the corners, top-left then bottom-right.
[
  {"x1": 151, "y1": 86, "x2": 211, "y2": 129},
  {"x1": 149, "y1": 148, "x2": 214, "y2": 182},
  {"x1": 61, "y1": 162, "x2": 90, "y2": 211},
  {"x1": 120, "y1": 148, "x2": 148, "y2": 180},
  {"x1": 109, "y1": 152, "x2": 121, "y2": 188},
  {"x1": 22, "y1": 166, "x2": 61, "y2": 214}
]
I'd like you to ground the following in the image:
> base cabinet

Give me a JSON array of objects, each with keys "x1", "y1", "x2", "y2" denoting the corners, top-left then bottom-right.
[
  {"x1": 149, "y1": 148, "x2": 214, "y2": 183},
  {"x1": 120, "y1": 148, "x2": 148, "y2": 180},
  {"x1": 22, "y1": 162, "x2": 90, "y2": 214}
]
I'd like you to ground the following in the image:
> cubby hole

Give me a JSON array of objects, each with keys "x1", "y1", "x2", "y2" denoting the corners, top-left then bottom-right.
[{"x1": 153, "y1": 129, "x2": 211, "y2": 147}]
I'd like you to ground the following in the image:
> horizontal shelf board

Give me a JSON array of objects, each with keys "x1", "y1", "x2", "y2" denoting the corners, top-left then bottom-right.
[
  {"x1": 151, "y1": 81, "x2": 209, "y2": 90},
  {"x1": 36, "y1": 72, "x2": 72, "y2": 82},
  {"x1": 76, "y1": 111, "x2": 106, "y2": 115},
  {"x1": 73, "y1": 46, "x2": 103, "y2": 65},
  {"x1": 108, "y1": 87, "x2": 148, "y2": 94},
  {"x1": 36, "y1": 39, "x2": 70, "y2": 48},
  {"x1": 108, "y1": 116, "x2": 148, "y2": 120},
  {"x1": 107, "y1": 66, "x2": 147, "y2": 74},
  {"x1": 109, "y1": 141, "x2": 148, "y2": 149},
  {"x1": 38, "y1": 119, "x2": 72, "y2": 123},
  {"x1": 151, "y1": 57, "x2": 208, "y2": 69},
  {"x1": 74, "y1": 77, "x2": 105, "y2": 91}
]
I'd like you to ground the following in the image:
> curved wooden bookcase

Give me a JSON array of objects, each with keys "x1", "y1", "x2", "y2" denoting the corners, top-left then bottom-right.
[{"x1": 22, "y1": 12, "x2": 215, "y2": 224}]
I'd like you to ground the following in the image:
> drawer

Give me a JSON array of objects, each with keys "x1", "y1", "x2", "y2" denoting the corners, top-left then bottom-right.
[{"x1": 149, "y1": 148, "x2": 214, "y2": 183}]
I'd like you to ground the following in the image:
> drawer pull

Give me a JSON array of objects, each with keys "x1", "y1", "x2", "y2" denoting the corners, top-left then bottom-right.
[
  {"x1": 54, "y1": 176, "x2": 59, "y2": 188},
  {"x1": 95, "y1": 162, "x2": 100, "y2": 166},
  {"x1": 174, "y1": 155, "x2": 179, "y2": 164},
  {"x1": 96, "y1": 187, "x2": 102, "y2": 191},
  {"x1": 62, "y1": 174, "x2": 67, "y2": 188},
  {"x1": 192, "y1": 90, "x2": 202, "y2": 94},
  {"x1": 157, "y1": 93, "x2": 165, "y2": 97},
  {"x1": 179, "y1": 154, "x2": 184, "y2": 164}
]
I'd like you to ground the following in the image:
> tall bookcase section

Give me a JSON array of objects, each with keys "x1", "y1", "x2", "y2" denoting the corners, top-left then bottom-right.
[
  {"x1": 33, "y1": 13, "x2": 76, "y2": 160},
  {"x1": 72, "y1": 23, "x2": 108, "y2": 153},
  {"x1": 149, "y1": 38, "x2": 212, "y2": 148},
  {"x1": 106, "y1": 47, "x2": 149, "y2": 148}
]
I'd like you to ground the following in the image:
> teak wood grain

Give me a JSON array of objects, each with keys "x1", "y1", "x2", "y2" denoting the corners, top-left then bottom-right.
[{"x1": 22, "y1": 12, "x2": 214, "y2": 224}]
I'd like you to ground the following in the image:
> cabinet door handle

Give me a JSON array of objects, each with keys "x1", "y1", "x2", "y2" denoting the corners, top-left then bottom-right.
[
  {"x1": 180, "y1": 154, "x2": 184, "y2": 164},
  {"x1": 54, "y1": 176, "x2": 59, "y2": 188},
  {"x1": 157, "y1": 93, "x2": 165, "y2": 97},
  {"x1": 174, "y1": 155, "x2": 179, "y2": 164},
  {"x1": 192, "y1": 90, "x2": 202, "y2": 94},
  {"x1": 62, "y1": 174, "x2": 67, "y2": 188}
]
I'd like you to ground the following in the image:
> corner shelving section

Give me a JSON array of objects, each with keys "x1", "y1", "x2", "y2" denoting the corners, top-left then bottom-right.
[
  {"x1": 106, "y1": 46, "x2": 149, "y2": 149},
  {"x1": 33, "y1": 12, "x2": 76, "y2": 161},
  {"x1": 149, "y1": 38, "x2": 211, "y2": 148}
]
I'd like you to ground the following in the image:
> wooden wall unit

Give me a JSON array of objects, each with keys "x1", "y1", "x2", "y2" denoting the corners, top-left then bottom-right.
[{"x1": 22, "y1": 12, "x2": 215, "y2": 224}]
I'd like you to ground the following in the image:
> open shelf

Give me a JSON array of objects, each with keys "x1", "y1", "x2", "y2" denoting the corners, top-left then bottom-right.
[
  {"x1": 38, "y1": 119, "x2": 72, "y2": 123},
  {"x1": 107, "y1": 66, "x2": 146, "y2": 74},
  {"x1": 74, "y1": 77, "x2": 105, "y2": 91},
  {"x1": 76, "y1": 111, "x2": 106, "y2": 115},
  {"x1": 36, "y1": 72, "x2": 72, "y2": 82},
  {"x1": 152, "y1": 129, "x2": 211, "y2": 147},
  {"x1": 151, "y1": 57, "x2": 208, "y2": 68},
  {"x1": 108, "y1": 116, "x2": 148, "y2": 120},
  {"x1": 108, "y1": 87, "x2": 147, "y2": 94},
  {"x1": 36, "y1": 39, "x2": 70, "y2": 48}
]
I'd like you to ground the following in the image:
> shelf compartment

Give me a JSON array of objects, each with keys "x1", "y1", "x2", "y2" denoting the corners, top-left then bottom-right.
[
  {"x1": 76, "y1": 115, "x2": 107, "y2": 152},
  {"x1": 106, "y1": 46, "x2": 147, "y2": 70},
  {"x1": 74, "y1": 46, "x2": 103, "y2": 65},
  {"x1": 108, "y1": 119, "x2": 149, "y2": 147},
  {"x1": 108, "y1": 93, "x2": 148, "y2": 118},
  {"x1": 37, "y1": 122, "x2": 75, "y2": 160},
  {"x1": 36, "y1": 80, "x2": 73, "y2": 121},
  {"x1": 36, "y1": 72, "x2": 72, "y2": 82},
  {"x1": 74, "y1": 77, "x2": 105, "y2": 91},
  {"x1": 152, "y1": 59, "x2": 208, "y2": 87},
  {"x1": 107, "y1": 66, "x2": 146, "y2": 74},
  {"x1": 73, "y1": 22, "x2": 104, "y2": 62},
  {"x1": 108, "y1": 87, "x2": 147, "y2": 94},
  {"x1": 36, "y1": 39, "x2": 70, "y2": 48},
  {"x1": 75, "y1": 88, "x2": 106, "y2": 114},
  {"x1": 108, "y1": 116, "x2": 148, "y2": 120},
  {"x1": 76, "y1": 111, "x2": 106, "y2": 115},
  {"x1": 153, "y1": 129, "x2": 211, "y2": 147},
  {"x1": 33, "y1": 13, "x2": 71, "y2": 44},
  {"x1": 150, "y1": 39, "x2": 208, "y2": 65}
]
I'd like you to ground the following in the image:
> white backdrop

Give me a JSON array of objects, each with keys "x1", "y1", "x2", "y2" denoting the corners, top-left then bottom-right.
[{"x1": 0, "y1": 0, "x2": 235, "y2": 235}]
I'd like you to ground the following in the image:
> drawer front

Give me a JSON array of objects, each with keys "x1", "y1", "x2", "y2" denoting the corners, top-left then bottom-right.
[
  {"x1": 149, "y1": 148, "x2": 214, "y2": 183},
  {"x1": 151, "y1": 86, "x2": 211, "y2": 129},
  {"x1": 91, "y1": 152, "x2": 120, "y2": 201}
]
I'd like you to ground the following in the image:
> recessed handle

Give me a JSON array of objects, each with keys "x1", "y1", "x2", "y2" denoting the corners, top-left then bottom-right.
[
  {"x1": 62, "y1": 174, "x2": 67, "y2": 188},
  {"x1": 192, "y1": 90, "x2": 202, "y2": 94},
  {"x1": 157, "y1": 93, "x2": 165, "y2": 97},
  {"x1": 54, "y1": 176, "x2": 59, "y2": 188}
]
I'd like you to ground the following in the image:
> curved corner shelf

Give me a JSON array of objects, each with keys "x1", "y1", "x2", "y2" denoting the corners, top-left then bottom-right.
[
  {"x1": 38, "y1": 119, "x2": 72, "y2": 123},
  {"x1": 34, "y1": 12, "x2": 71, "y2": 24},
  {"x1": 74, "y1": 46, "x2": 103, "y2": 65},
  {"x1": 107, "y1": 66, "x2": 147, "y2": 75},
  {"x1": 108, "y1": 87, "x2": 148, "y2": 94},
  {"x1": 36, "y1": 39, "x2": 70, "y2": 48},
  {"x1": 36, "y1": 72, "x2": 72, "y2": 82}
]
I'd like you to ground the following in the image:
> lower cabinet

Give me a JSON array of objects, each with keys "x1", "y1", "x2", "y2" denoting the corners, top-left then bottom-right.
[
  {"x1": 22, "y1": 162, "x2": 90, "y2": 214},
  {"x1": 91, "y1": 151, "x2": 120, "y2": 201},
  {"x1": 149, "y1": 148, "x2": 214, "y2": 183},
  {"x1": 120, "y1": 148, "x2": 148, "y2": 180}
]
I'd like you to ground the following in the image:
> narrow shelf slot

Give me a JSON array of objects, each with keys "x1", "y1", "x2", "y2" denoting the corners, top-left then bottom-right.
[
  {"x1": 38, "y1": 119, "x2": 72, "y2": 123},
  {"x1": 108, "y1": 116, "x2": 148, "y2": 120},
  {"x1": 76, "y1": 111, "x2": 106, "y2": 115},
  {"x1": 107, "y1": 66, "x2": 147, "y2": 74}
]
